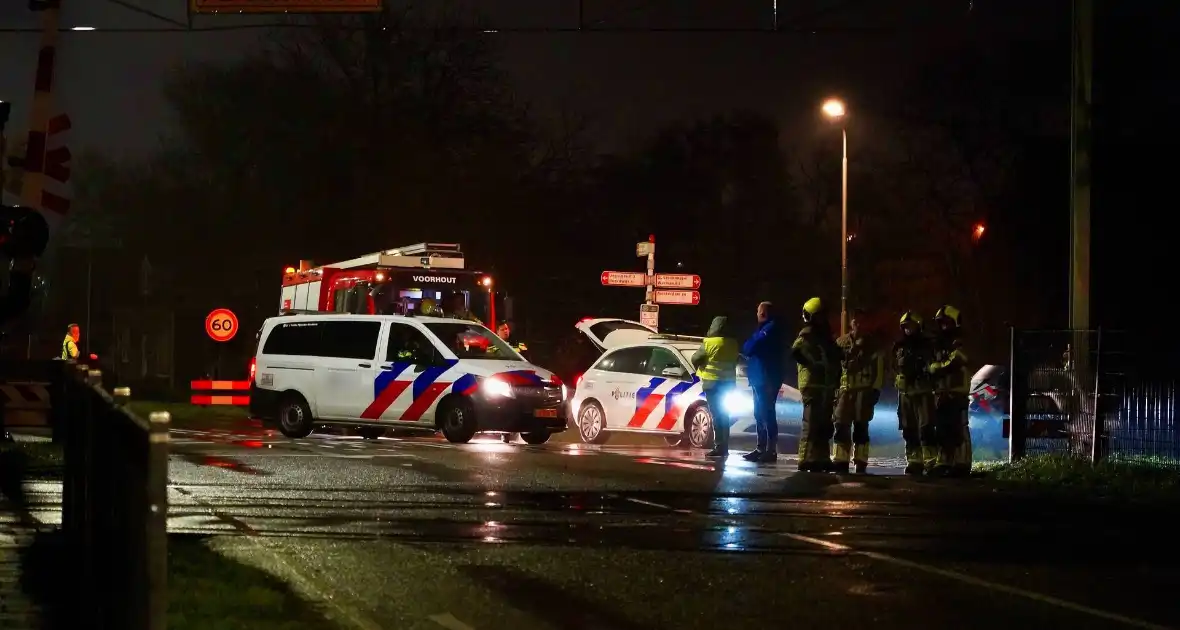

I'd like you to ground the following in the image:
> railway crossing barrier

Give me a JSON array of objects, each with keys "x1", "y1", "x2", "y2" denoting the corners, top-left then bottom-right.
[{"x1": 190, "y1": 379, "x2": 251, "y2": 406}]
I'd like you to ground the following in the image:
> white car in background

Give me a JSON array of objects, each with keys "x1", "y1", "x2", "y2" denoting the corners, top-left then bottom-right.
[{"x1": 566, "y1": 319, "x2": 803, "y2": 449}]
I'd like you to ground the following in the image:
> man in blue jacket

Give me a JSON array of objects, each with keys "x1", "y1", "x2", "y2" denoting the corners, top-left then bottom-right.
[{"x1": 740, "y1": 301, "x2": 786, "y2": 463}]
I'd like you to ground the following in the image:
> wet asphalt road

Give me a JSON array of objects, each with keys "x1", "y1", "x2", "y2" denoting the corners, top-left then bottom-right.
[{"x1": 29, "y1": 420, "x2": 1180, "y2": 630}]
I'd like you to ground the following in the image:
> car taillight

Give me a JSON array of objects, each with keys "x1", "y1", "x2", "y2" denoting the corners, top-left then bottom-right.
[
  {"x1": 249, "y1": 357, "x2": 257, "y2": 383},
  {"x1": 574, "y1": 373, "x2": 583, "y2": 389},
  {"x1": 549, "y1": 374, "x2": 563, "y2": 387}
]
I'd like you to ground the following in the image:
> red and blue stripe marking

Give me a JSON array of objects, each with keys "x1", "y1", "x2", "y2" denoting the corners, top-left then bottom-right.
[{"x1": 359, "y1": 366, "x2": 551, "y2": 422}]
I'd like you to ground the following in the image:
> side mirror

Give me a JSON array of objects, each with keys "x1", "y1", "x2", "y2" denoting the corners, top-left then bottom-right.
[{"x1": 661, "y1": 366, "x2": 687, "y2": 379}]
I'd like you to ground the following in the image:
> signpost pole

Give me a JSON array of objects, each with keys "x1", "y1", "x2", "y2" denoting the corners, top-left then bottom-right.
[{"x1": 645, "y1": 234, "x2": 655, "y2": 331}]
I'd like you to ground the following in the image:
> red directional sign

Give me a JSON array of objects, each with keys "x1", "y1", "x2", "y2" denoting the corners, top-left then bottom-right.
[
  {"x1": 600, "y1": 271, "x2": 647, "y2": 287},
  {"x1": 653, "y1": 273, "x2": 701, "y2": 290},
  {"x1": 205, "y1": 308, "x2": 239, "y2": 343},
  {"x1": 653, "y1": 290, "x2": 700, "y2": 306}
]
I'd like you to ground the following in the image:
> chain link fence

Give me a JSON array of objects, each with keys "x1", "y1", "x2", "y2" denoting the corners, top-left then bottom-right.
[{"x1": 1010, "y1": 329, "x2": 1179, "y2": 466}]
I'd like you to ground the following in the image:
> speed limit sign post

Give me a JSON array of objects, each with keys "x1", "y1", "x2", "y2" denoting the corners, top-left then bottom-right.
[{"x1": 205, "y1": 308, "x2": 239, "y2": 343}]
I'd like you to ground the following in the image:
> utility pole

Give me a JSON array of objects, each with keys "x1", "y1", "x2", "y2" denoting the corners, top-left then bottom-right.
[{"x1": 1069, "y1": 0, "x2": 1093, "y2": 330}]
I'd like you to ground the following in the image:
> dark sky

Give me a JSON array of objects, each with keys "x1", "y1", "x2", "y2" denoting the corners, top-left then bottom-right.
[{"x1": 1, "y1": 0, "x2": 1047, "y2": 156}]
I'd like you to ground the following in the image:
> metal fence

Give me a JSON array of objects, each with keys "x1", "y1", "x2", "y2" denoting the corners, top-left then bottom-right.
[
  {"x1": 1009, "y1": 329, "x2": 1179, "y2": 466},
  {"x1": 54, "y1": 360, "x2": 169, "y2": 630}
]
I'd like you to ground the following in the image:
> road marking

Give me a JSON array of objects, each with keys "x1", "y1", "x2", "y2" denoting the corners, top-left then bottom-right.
[
  {"x1": 170, "y1": 485, "x2": 384, "y2": 630},
  {"x1": 429, "y1": 612, "x2": 477, "y2": 630},
  {"x1": 618, "y1": 498, "x2": 1170, "y2": 630},
  {"x1": 623, "y1": 497, "x2": 673, "y2": 510},
  {"x1": 778, "y1": 531, "x2": 1172, "y2": 630}
]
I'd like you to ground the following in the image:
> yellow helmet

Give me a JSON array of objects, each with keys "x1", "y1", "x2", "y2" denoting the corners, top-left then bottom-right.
[
  {"x1": 899, "y1": 311, "x2": 923, "y2": 328},
  {"x1": 420, "y1": 298, "x2": 437, "y2": 315},
  {"x1": 802, "y1": 297, "x2": 823, "y2": 322},
  {"x1": 934, "y1": 304, "x2": 961, "y2": 327}
]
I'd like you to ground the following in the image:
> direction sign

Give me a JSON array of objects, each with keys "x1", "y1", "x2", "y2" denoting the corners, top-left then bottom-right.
[
  {"x1": 653, "y1": 290, "x2": 700, "y2": 306},
  {"x1": 600, "y1": 271, "x2": 647, "y2": 287},
  {"x1": 653, "y1": 273, "x2": 701, "y2": 290},
  {"x1": 636, "y1": 241, "x2": 654, "y2": 257},
  {"x1": 205, "y1": 308, "x2": 239, "y2": 343},
  {"x1": 640, "y1": 304, "x2": 659, "y2": 329}
]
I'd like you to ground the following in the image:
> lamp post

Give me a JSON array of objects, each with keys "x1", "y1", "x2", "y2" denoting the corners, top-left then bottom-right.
[{"x1": 822, "y1": 98, "x2": 849, "y2": 336}]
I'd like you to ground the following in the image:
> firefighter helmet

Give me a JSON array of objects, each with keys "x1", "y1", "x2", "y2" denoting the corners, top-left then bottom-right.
[
  {"x1": 934, "y1": 304, "x2": 961, "y2": 328},
  {"x1": 899, "y1": 311, "x2": 923, "y2": 328},
  {"x1": 802, "y1": 297, "x2": 823, "y2": 322}
]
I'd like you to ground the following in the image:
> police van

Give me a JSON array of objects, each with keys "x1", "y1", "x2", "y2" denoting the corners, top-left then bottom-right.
[{"x1": 249, "y1": 313, "x2": 567, "y2": 444}]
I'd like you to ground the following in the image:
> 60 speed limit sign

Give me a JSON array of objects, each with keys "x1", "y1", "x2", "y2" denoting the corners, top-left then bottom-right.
[{"x1": 205, "y1": 308, "x2": 239, "y2": 342}]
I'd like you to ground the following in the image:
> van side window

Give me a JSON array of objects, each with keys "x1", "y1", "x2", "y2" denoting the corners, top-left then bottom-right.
[
  {"x1": 595, "y1": 347, "x2": 649, "y2": 374},
  {"x1": 320, "y1": 321, "x2": 381, "y2": 360},
  {"x1": 386, "y1": 323, "x2": 438, "y2": 364},
  {"x1": 262, "y1": 322, "x2": 322, "y2": 356}
]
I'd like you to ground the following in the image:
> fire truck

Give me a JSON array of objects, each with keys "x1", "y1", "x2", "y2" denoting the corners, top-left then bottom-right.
[{"x1": 279, "y1": 243, "x2": 503, "y2": 328}]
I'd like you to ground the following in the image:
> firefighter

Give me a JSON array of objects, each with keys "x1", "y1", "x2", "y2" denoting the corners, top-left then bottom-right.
[
  {"x1": 419, "y1": 298, "x2": 439, "y2": 316},
  {"x1": 61, "y1": 323, "x2": 81, "y2": 360},
  {"x1": 792, "y1": 298, "x2": 841, "y2": 472},
  {"x1": 447, "y1": 293, "x2": 482, "y2": 323},
  {"x1": 893, "y1": 311, "x2": 936, "y2": 475},
  {"x1": 833, "y1": 309, "x2": 885, "y2": 474},
  {"x1": 929, "y1": 305, "x2": 971, "y2": 477},
  {"x1": 691, "y1": 316, "x2": 740, "y2": 458}
]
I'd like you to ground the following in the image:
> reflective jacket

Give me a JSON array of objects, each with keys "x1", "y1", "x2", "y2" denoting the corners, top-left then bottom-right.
[
  {"x1": 791, "y1": 323, "x2": 840, "y2": 392},
  {"x1": 691, "y1": 316, "x2": 739, "y2": 383},
  {"x1": 892, "y1": 333, "x2": 933, "y2": 394},
  {"x1": 837, "y1": 332, "x2": 885, "y2": 391},
  {"x1": 929, "y1": 329, "x2": 970, "y2": 394},
  {"x1": 61, "y1": 335, "x2": 79, "y2": 360}
]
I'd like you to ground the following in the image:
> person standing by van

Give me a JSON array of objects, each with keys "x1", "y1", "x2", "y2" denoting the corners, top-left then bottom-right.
[
  {"x1": 691, "y1": 316, "x2": 740, "y2": 458},
  {"x1": 741, "y1": 302, "x2": 786, "y2": 463}
]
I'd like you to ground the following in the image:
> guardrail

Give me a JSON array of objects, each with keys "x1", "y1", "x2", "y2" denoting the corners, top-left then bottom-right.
[
  {"x1": 190, "y1": 379, "x2": 251, "y2": 406},
  {"x1": 56, "y1": 361, "x2": 168, "y2": 630}
]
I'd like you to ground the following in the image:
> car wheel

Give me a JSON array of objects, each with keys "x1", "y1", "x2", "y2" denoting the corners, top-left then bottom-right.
[
  {"x1": 520, "y1": 431, "x2": 551, "y2": 445},
  {"x1": 685, "y1": 403, "x2": 714, "y2": 450},
  {"x1": 278, "y1": 394, "x2": 314, "y2": 438},
  {"x1": 357, "y1": 427, "x2": 384, "y2": 440},
  {"x1": 577, "y1": 400, "x2": 610, "y2": 445},
  {"x1": 438, "y1": 398, "x2": 477, "y2": 444}
]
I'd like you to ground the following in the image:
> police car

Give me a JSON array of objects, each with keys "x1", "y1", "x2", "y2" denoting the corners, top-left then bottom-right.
[
  {"x1": 249, "y1": 313, "x2": 568, "y2": 444},
  {"x1": 566, "y1": 319, "x2": 805, "y2": 449}
]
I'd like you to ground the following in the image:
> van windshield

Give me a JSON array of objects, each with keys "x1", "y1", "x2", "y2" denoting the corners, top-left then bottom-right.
[{"x1": 424, "y1": 322, "x2": 522, "y2": 361}]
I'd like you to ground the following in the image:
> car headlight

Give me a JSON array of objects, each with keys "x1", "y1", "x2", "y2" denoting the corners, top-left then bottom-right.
[
  {"x1": 561, "y1": 384, "x2": 568, "y2": 401},
  {"x1": 481, "y1": 378, "x2": 514, "y2": 398},
  {"x1": 722, "y1": 390, "x2": 754, "y2": 416}
]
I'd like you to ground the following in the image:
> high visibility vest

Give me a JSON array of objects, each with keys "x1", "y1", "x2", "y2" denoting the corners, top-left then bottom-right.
[
  {"x1": 696, "y1": 337, "x2": 739, "y2": 381},
  {"x1": 61, "y1": 335, "x2": 78, "y2": 360}
]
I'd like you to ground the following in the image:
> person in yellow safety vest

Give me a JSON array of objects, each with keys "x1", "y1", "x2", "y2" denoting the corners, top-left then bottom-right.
[
  {"x1": 893, "y1": 311, "x2": 937, "y2": 476},
  {"x1": 496, "y1": 321, "x2": 528, "y2": 355},
  {"x1": 61, "y1": 323, "x2": 81, "y2": 360},
  {"x1": 832, "y1": 309, "x2": 885, "y2": 474},
  {"x1": 792, "y1": 297, "x2": 842, "y2": 472},
  {"x1": 928, "y1": 304, "x2": 971, "y2": 477},
  {"x1": 691, "y1": 316, "x2": 740, "y2": 458}
]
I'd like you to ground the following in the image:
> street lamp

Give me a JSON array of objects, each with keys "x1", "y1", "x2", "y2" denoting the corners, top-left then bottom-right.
[
  {"x1": 482, "y1": 276, "x2": 495, "y2": 330},
  {"x1": 822, "y1": 98, "x2": 849, "y2": 336}
]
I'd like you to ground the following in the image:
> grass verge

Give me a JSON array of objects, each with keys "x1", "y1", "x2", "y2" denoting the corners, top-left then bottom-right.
[
  {"x1": 169, "y1": 535, "x2": 340, "y2": 630},
  {"x1": 20, "y1": 532, "x2": 341, "y2": 630},
  {"x1": 128, "y1": 401, "x2": 250, "y2": 430},
  {"x1": 978, "y1": 453, "x2": 1180, "y2": 503}
]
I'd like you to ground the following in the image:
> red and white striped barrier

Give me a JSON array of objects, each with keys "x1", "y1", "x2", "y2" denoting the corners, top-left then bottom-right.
[{"x1": 190, "y1": 380, "x2": 250, "y2": 406}]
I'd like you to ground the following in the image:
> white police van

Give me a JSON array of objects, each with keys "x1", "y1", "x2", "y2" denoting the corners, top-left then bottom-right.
[{"x1": 249, "y1": 313, "x2": 567, "y2": 444}]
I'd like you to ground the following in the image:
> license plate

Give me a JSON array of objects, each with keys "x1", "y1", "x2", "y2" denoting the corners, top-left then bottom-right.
[{"x1": 534, "y1": 408, "x2": 559, "y2": 418}]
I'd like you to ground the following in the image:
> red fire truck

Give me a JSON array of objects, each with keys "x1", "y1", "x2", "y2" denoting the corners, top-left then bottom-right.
[{"x1": 279, "y1": 243, "x2": 503, "y2": 328}]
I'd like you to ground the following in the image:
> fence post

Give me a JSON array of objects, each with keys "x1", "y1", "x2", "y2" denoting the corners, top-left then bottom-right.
[
  {"x1": 146, "y1": 411, "x2": 170, "y2": 630},
  {"x1": 113, "y1": 386, "x2": 131, "y2": 408},
  {"x1": 1008, "y1": 327, "x2": 1027, "y2": 462}
]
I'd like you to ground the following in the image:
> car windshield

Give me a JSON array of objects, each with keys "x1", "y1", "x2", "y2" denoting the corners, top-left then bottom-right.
[{"x1": 425, "y1": 322, "x2": 522, "y2": 361}]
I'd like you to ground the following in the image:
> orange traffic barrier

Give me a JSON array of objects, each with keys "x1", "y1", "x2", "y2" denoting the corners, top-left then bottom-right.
[{"x1": 191, "y1": 380, "x2": 250, "y2": 406}]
